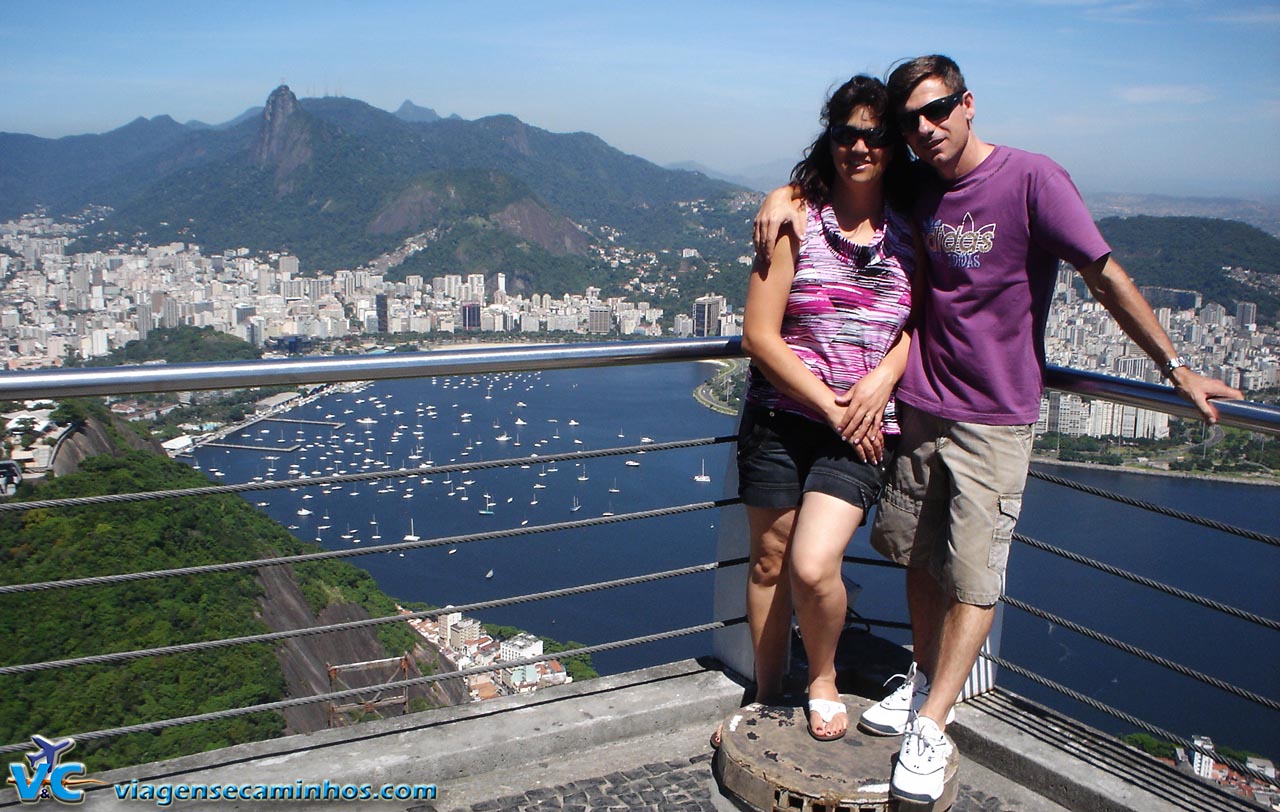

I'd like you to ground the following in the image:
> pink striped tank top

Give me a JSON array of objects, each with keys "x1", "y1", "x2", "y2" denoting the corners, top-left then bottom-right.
[{"x1": 746, "y1": 202, "x2": 914, "y2": 434}]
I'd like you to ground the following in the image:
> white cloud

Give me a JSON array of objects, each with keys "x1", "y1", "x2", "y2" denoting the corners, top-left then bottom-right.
[{"x1": 1116, "y1": 85, "x2": 1213, "y2": 104}]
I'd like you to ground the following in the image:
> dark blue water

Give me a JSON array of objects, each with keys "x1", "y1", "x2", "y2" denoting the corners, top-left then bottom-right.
[{"x1": 190, "y1": 362, "x2": 1278, "y2": 761}]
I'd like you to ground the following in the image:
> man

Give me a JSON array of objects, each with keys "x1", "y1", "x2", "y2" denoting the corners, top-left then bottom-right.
[{"x1": 755, "y1": 54, "x2": 1240, "y2": 803}]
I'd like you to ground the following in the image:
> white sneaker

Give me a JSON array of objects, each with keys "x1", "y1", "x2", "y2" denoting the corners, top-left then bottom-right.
[
  {"x1": 857, "y1": 663, "x2": 955, "y2": 736},
  {"x1": 891, "y1": 715, "x2": 954, "y2": 803}
]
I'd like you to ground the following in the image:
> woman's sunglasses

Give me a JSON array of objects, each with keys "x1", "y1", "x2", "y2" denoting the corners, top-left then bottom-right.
[
  {"x1": 895, "y1": 91, "x2": 965, "y2": 132},
  {"x1": 828, "y1": 125, "x2": 895, "y2": 148}
]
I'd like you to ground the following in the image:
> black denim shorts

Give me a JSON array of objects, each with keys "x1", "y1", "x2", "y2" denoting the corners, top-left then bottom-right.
[{"x1": 736, "y1": 404, "x2": 896, "y2": 513}]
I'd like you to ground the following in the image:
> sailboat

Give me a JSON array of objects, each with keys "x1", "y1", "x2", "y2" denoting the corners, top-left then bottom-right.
[
  {"x1": 570, "y1": 495, "x2": 582, "y2": 513},
  {"x1": 478, "y1": 495, "x2": 495, "y2": 516},
  {"x1": 403, "y1": 518, "x2": 420, "y2": 542},
  {"x1": 577, "y1": 464, "x2": 589, "y2": 482},
  {"x1": 694, "y1": 459, "x2": 712, "y2": 483},
  {"x1": 608, "y1": 479, "x2": 620, "y2": 494}
]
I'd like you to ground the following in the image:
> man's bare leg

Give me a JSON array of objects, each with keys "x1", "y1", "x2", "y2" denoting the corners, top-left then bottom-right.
[
  {"x1": 905, "y1": 565, "x2": 947, "y2": 677},
  {"x1": 916, "y1": 600, "x2": 994, "y2": 729}
]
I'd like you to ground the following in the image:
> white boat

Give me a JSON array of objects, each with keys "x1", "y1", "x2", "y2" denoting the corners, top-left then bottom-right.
[
  {"x1": 403, "y1": 518, "x2": 420, "y2": 542},
  {"x1": 625, "y1": 459, "x2": 641, "y2": 467},
  {"x1": 608, "y1": 479, "x2": 620, "y2": 494},
  {"x1": 478, "y1": 496, "x2": 495, "y2": 516},
  {"x1": 694, "y1": 459, "x2": 711, "y2": 483},
  {"x1": 568, "y1": 419, "x2": 580, "y2": 426},
  {"x1": 296, "y1": 508, "x2": 313, "y2": 516},
  {"x1": 570, "y1": 496, "x2": 582, "y2": 513},
  {"x1": 356, "y1": 417, "x2": 377, "y2": 425},
  {"x1": 485, "y1": 569, "x2": 494, "y2": 579}
]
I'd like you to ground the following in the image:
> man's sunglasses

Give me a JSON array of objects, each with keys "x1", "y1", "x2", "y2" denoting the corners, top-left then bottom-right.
[
  {"x1": 896, "y1": 91, "x2": 965, "y2": 132},
  {"x1": 828, "y1": 125, "x2": 895, "y2": 148}
]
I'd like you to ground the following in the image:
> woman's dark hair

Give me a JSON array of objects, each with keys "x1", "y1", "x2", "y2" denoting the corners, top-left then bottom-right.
[{"x1": 790, "y1": 74, "x2": 912, "y2": 211}]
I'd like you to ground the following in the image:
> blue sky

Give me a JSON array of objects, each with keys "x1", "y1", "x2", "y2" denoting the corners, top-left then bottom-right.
[{"x1": 2, "y1": 0, "x2": 1278, "y2": 199}]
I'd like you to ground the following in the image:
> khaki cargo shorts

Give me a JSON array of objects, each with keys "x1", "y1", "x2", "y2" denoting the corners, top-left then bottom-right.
[{"x1": 870, "y1": 403, "x2": 1033, "y2": 606}]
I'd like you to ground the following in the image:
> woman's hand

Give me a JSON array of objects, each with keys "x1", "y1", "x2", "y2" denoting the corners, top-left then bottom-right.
[
  {"x1": 834, "y1": 365, "x2": 898, "y2": 463},
  {"x1": 753, "y1": 186, "x2": 806, "y2": 260}
]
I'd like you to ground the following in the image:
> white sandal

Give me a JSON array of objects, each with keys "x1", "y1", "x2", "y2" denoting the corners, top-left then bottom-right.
[{"x1": 807, "y1": 698, "x2": 848, "y2": 741}]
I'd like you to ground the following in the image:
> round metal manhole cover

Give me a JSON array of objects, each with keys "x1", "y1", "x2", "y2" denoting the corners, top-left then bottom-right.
[{"x1": 713, "y1": 697, "x2": 958, "y2": 811}]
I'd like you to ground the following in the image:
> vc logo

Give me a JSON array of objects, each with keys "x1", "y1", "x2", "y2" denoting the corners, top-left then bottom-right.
[{"x1": 6, "y1": 735, "x2": 105, "y2": 804}]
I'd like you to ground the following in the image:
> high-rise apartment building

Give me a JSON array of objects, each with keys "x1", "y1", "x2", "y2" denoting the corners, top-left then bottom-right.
[
  {"x1": 1236, "y1": 301, "x2": 1257, "y2": 328},
  {"x1": 588, "y1": 305, "x2": 612, "y2": 334},
  {"x1": 460, "y1": 301, "x2": 481, "y2": 331},
  {"x1": 693, "y1": 295, "x2": 725, "y2": 337}
]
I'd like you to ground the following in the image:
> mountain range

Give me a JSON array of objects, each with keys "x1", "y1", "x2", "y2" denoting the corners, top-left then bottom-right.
[
  {"x1": 2, "y1": 88, "x2": 1277, "y2": 319},
  {"x1": 0, "y1": 86, "x2": 753, "y2": 301}
]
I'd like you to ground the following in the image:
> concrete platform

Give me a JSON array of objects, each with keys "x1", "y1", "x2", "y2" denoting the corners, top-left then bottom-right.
[
  {"x1": 714, "y1": 698, "x2": 958, "y2": 812},
  {"x1": 2, "y1": 656, "x2": 1252, "y2": 812}
]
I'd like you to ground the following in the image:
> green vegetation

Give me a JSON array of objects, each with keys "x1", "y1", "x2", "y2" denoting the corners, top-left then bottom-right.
[
  {"x1": 0, "y1": 451, "x2": 288, "y2": 770},
  {"x1": 389, "y1": 218, "x2": 617, "y2": 297},
  {"x1": 1035, "y1": 422, "x2": 1279, "y2": 478},
  {"x1": 0, "y1": 413, "x2": 422, "y2": 770},
  {"x1": 84, "y1": 325, "x2": 261, "y2": 367},
  {"x1": 1122, "y1": 732, "x2": 1177, "y2": 759},
  {"x1": 1121, "y1": 732, "x2": 1264, "y2": 767},
  {"x1": 1169, "y1": 426, "x2": 1280, "y2": 475},
  {"x1": 1099, "y1": 216, "x2": 1280, "y2": 323},
  {"x1": 482, "y1": 622, "x2": 599, "y2": 683}
]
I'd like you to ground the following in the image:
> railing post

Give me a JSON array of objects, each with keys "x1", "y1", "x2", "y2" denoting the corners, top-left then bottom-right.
[{"x1": 712, "y1": 402, "x2": 756, "y2": 682}]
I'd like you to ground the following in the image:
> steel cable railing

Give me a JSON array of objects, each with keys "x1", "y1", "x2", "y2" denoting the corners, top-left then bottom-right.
[
  {"x1": 0, "y1": 558, "x2": 748, "y2": 677},
  {"x1": 979, "y1": 651, "x2": 1278, "y2": 790},
  {"x1": 0, "y1": 436, "x2": 738, "y2": 515},
  {"x1": 1028, "y1": 467, "x2": 1280, "y2": 548},
  {"x1": 1013, "y1": 532, "x2": 1278, "y2": 632},
  {"x1": 0, "y1": 619, "x2": 746, "y2": 757},
  {"x1": 998, "y1": 595, "x2": 1278, "y2": 712},
  {"x1": 0, "y1": 490, "x2": 741, "y2": 596},
  {"x1": 2, "y1": 341, "x2": 1278, "y2": 792}
]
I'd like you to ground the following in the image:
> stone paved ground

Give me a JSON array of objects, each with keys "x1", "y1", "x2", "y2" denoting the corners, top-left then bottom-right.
[{"x1": 412, "y1": 751, "x2": 1068, "y2": 812}]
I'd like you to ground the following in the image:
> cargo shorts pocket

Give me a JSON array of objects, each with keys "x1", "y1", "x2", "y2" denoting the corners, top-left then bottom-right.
[{"x1": 988, "y1": 493, "x2": 1022, "y2": 571}]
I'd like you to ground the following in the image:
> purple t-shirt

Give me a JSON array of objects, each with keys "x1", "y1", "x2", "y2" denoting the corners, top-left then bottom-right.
[{"x1": 896, "y1": 145, "x2": 1110, "y2": 425}]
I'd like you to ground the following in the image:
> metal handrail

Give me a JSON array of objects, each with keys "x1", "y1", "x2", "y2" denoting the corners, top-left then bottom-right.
[
  {"x1": 0, "y1": 338, "x2": 742, "y2": 399},
  {"x1": 2, "y1": 338, "x2": 1276, "y2": 435}
]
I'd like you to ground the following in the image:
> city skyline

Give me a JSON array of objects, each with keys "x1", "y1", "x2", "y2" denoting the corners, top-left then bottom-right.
[{"x1": 2, "y1": 1, "x2": 1278, "y2": 200}]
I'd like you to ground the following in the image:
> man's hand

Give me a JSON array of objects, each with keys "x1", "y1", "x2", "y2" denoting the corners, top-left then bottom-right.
[
  {"x1": 753, "y1": 186, "x2": 806, "y2": 260},
  {"x1": 1169, "y1": 367, "x2": 1243, "y2": 424}
]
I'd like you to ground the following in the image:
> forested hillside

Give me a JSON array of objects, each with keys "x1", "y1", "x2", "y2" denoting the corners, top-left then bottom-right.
[
  {"x1": 1099, "y1": 215, "x2": 1280, "y2": 322},
  {"x1": 0, "y1": 406, "x2": 418, "y2": 770}
]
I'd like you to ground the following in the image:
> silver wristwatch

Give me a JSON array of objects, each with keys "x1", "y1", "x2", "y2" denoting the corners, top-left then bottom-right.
[{"x1": 1161, "y1": 356, "x2": 1189, "y2": 379}]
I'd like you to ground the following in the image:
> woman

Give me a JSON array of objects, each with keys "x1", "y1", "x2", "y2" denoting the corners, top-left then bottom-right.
[{"x1": 733, "y1": 74, "x2": 914, "y2": 741}]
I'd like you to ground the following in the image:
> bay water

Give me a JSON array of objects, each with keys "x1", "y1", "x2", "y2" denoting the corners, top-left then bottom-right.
[{"x1": 189, "y1": 361, "x2": 1278, "y2": 761}]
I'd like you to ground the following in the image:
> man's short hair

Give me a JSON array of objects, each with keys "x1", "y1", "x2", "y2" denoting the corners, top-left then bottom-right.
[{"x1": 886, "y1": 55, "x2": 967, "y2": 109}]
